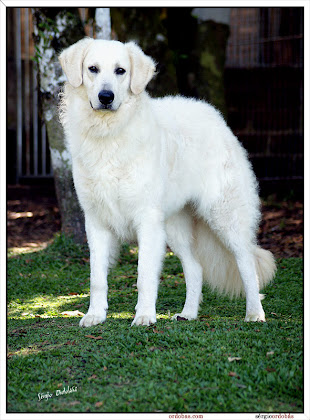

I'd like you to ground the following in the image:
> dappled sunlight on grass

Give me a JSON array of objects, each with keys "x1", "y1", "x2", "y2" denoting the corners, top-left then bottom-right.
[
  {"x1": 8, "y1": 243, "x2": 50, "y2": 256},
  {"x1": 7, "y1": 293, "x2": 89, "y2": 319},
  {"x1": 107, "y1": 311, "x2": 134, "y2": 320},
  {"x1": 8, "y1": 344, "x2": 58, "y2": 358},
  {"x1": 107, "y1": 312, "x2": 172, "y2": 321},
  {"x1": 129, "y1": 246, "x2": 138, "y2": 255}
]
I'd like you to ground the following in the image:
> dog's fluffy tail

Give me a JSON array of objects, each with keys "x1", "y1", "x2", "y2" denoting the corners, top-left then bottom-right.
[{"x1": 193, "y1": 219, "x2": 276, "y2": 298}]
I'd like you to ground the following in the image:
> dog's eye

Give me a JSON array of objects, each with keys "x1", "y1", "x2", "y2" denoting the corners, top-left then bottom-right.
[
  {"x1": 115, "y1": 67, "x2": 126, "y2": 75},
  {"x1": 88, "y1": 66, "x2": 99, "y2": 74}
]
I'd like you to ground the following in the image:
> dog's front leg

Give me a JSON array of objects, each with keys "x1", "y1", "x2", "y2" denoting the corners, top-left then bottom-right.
[
  {"x1": 80, "y1": 217, "x2": 117, "y2": 327},
  {"x1": 132, "y1": 213, "x2": 166, "y2": 326}
]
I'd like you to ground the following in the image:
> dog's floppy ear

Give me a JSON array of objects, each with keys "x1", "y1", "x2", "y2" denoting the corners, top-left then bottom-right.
[
  {"x1": 59, "y1": 38, "x2": 93, "y2": 88},
  {"x1": 125, "y1": 42, "x2": 156, "y2": 95}
]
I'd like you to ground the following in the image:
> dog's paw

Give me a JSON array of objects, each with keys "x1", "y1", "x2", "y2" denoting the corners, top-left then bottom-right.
[
  {"x1": 79, "y1": 312, "x2": 106, "y2": 327},
  {"x1": 171, "y1": 313, "x2": 197, "y2": 321},
  {"x1": 244, "y1": 311, "x2": 266, "y2": 322},
  {"x1": 131, "y1": 314, "x2": 156, "y2": 326}
]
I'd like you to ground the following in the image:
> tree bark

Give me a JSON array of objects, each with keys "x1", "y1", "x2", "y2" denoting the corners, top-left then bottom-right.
[
  {"x1": 32, "y1": 9, "x2": 87, "y2": 243},
  {"x1": 43, "y1": 96, "x2": 85, "y2": 243},
  {"x1": 95, "y1": 8, "x2": 111, "y2": 40}
]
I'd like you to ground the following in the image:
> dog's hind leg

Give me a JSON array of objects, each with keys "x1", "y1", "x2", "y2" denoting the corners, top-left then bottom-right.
[
  {"x1": 228, "y1": 244, "x2": 265, "y2": 321},
  {"x1": 204, "y1": 201, "x2": 266, "y2": 322},
  {"x1": 166, "y1": 208, "x2": 203, "y2": 321},
  {"x1": 172, "y1": 251, "x2": 203, "y2": 321}
]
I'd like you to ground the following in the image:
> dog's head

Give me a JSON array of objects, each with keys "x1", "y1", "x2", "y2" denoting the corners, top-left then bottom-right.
[{"x1": 59, "y1": 38, "x2": 156, "y2": 112}]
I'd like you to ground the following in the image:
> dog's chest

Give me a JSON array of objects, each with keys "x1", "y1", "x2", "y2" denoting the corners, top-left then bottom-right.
[{"x1": 73, "y1": 146, "x2": 153, "y2": 237}]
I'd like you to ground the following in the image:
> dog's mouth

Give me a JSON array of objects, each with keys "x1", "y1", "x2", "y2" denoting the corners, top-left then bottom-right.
[{"x1": 89, "y1": 101, "x2": 114, "y2": 111}]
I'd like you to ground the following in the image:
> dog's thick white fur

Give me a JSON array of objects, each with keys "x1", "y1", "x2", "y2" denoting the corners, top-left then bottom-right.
[{"x1": 59, "y1": 38, "x2": 276, "y2": 327}]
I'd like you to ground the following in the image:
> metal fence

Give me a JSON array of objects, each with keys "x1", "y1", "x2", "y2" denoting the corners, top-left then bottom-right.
[
  {"x1": 7, "y1": 7, "x2": 304, "y2": 183},
  {"x1": 226, "y1": 8, "x2": 303, "y2": 69},
  {"x1": 12, "y1": 8, "x2": 51, "y2": 180},
  {"x1": 225, "y1": 8, "x2": 303, "y2": 182}
]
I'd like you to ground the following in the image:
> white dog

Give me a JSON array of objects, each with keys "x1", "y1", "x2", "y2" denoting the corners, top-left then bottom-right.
[{"x1": 59, "y1": 38, "x2": 276, "y2": 327}]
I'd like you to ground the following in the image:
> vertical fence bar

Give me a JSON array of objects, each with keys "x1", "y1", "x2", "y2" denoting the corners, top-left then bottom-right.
[
  {"x1": 41, "y1": 123, "x2": 46, "y2": 176},
  {"x1": 15, "y1": 8, "x2": 22, "y2": 182},
  {"x1": 33, "y1": 66, "x2": 38, "y2": 176},
  {"x1": 24, "y1": 8, "x2": 31, "y2": 176}
]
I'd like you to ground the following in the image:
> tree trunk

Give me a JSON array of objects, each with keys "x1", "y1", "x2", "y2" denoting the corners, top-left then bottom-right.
[
  {"x1": 95, "y1": 8, "x2": 111, "y2": 40},
  {"x1": 32, "y1": 8, "x2": 105, "y2": 244},
  {"x1": 42, "y1": 95, "x2": 85, "y2": 243}
]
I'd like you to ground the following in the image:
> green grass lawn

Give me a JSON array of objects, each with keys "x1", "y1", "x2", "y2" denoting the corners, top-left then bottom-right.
[{"x1": 7, "y1": 235, "x2": 303, "y2": 413}]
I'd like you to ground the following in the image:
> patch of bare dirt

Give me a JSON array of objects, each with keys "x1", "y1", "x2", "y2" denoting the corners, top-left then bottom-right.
[
  {"x1": 7, "y1": 185, "x2": 61, "y2": 251},
  {"x1": 258, "y1": 200, "x2": 303, "y2": 259}
]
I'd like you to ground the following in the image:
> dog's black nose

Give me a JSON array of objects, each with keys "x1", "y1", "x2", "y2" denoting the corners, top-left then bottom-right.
[{"x1": 98, "y1": 90, "x2": 114, "y2": 105}]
